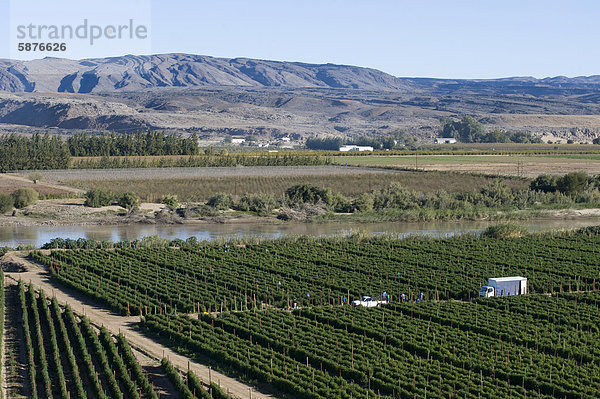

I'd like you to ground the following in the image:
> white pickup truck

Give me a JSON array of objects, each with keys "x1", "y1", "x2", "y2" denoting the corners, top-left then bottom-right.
[{"x1": 351, "y1": 296, "x2": 388, "y2": 307}]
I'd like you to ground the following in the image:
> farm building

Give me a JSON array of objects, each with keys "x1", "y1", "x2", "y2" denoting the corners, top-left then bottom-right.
[
  {"x1": 231, "y1": 138, "x2": 246, "y2": 144},
  {"x1": 433, "y1": 137, "x2": 457, "y2": 144},
  {"x1": 339, "y1": 145, "x2": 374, "y2": 152}
]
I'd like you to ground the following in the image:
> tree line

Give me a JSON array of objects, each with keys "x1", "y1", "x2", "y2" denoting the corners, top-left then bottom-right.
[
  {"x1": 441, "y1": 116, "x2": 543, "y2": 143},
  {"x1": 305, "y1": 131, "x2": 415, "y2": 151},
  {"x1": 66, "y1": 131, "x2": 200, "y2": 157},
  {"x1": 1, "y1": 132, "x2": 332, "y2": 171},
  {"x1": 0, "y1": 133, "x2": 71, "y2": 171},
  {"x1": 72, "y1": 153, "x2": 330, "y2": 169},
  {"x1": 0, "y1": 131, "x2": 201, "y2": 171}
]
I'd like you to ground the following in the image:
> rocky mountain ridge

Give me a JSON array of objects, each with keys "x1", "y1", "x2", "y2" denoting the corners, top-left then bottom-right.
[{"x1": 1, "y1": 54, "x2": 599, "y2": 142}]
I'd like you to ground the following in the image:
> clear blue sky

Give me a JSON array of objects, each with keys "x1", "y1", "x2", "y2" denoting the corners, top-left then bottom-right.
[{"x1": 2, "y1": 0, "x2": 599, "y2": 79}]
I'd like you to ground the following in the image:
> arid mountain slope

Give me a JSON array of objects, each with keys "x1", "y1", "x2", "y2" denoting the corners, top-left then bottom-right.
[
  {"x1": 1, "y1": 54, "x2": 600, "y2": 142},
  {"x1": 0, "y1": 54, "x2": 412, "y2": 93}
]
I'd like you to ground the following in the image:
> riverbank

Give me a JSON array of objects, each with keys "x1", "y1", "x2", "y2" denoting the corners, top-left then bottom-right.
[
  {"x1": 1, "y1": 198, "x2": 600, "y2": 229},
  {"x1": 0, "y1": 197, "x2": 283, "y2": 228}
]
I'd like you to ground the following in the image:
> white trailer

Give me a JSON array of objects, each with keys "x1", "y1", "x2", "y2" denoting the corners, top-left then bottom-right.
[{"x1": 479, "y1": 277, "x2": 527, "y2": 298}]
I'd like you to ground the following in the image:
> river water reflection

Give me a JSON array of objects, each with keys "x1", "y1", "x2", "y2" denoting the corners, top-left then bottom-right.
[{"x1": 1, "y1": 218, "x2": 598, "y2": 248}]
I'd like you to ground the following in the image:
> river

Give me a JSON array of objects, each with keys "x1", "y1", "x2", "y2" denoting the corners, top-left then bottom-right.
[{"x1": 1, "y1": 218, "x2": 599, "y2": 248}]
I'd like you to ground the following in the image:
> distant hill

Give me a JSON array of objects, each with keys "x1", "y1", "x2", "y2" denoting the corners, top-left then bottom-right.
[
  {"x1": 1, "y1": 53, "x2": 600, "y2": 95},
  {"x1": 0, "y1": 54, "x2": 600, "y2": 143},
  {"x1": 0, "y1": 54, "x2": 414, "y2": 93}
]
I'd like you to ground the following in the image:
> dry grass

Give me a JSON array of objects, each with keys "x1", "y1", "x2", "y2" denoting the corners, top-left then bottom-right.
[
  {"x1": 333, "y1": 155, "x2": 600, "y2": 177},
  {"x1": 63, "y1": 170, "x2": 529, "y2": 202},
  {"x1": 0, "y1": 174, "x2": 73, "y2": 197}
]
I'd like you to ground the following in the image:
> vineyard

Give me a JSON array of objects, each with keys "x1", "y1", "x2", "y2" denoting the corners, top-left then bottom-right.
[
  {"x1": 141, "y1": 293, "x2": 600, "y2": 398},
  {"x1": 31, "y1": 229, "x2": 600, "y2": 316},
  {"x1": 70, "y1": 154, "x2": 331, "y2": 170},
  {"x1": 22, "y1": 228, "x2": 600, "y2": 398},
  {"x1": 6, "y1": 281, "x2": 226, "y2": 399},
  {"x1": 0, "y1": 270, "x2": 4, "y2": 399}
]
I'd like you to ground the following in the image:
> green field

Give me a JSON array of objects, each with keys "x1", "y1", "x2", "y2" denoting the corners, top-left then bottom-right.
[{"x1": 30, "y1": 227, "x2": 600, "y2": 399}]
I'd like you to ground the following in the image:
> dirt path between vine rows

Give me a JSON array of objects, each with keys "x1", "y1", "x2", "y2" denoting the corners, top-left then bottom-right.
[{"x1": 1, "y1": 252, "x2": 273, "y2": 399}]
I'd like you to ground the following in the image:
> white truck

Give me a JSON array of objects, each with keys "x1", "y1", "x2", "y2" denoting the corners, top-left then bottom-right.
[
  {"x1": 351, "y1": 296, "x2": 389, "y2": 307},
  {"x1": 479, "y1": 276, "x2": 527, "y2": 298}
]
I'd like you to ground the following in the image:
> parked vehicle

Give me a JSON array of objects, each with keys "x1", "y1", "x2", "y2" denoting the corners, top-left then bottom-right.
[
  {"x1": 351, "y1": 296, "x2": 389, "y2": 307},
  {"x1": 480, "y1": 277, "x2": 527, "y2": 298}
]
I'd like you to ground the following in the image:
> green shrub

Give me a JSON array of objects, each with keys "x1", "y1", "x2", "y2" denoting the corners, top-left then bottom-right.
[
  {"x1": 207, "y1": 193, "x2": 233, "y2": 210},
  {"x1": 210, "y1": 382, "x2": 231, "y2": 399},
  {"x1": 236, "y1": 194, "x2": 276, "y2": 215},
  {"x1": 186, "y1": 370, "x2": 212, "y2": 399},
  {"x1": 0, "y1": 193, "x2": 14, "y2": 213},
  {"x1": 118, "y1": 192, "x2": 140, "y2": 213},
  {"x1": 330, "y1": 193, "x2": 352, "y2": 212},
  {"x1": 373, "y1": 182, "x2": 419, "y2": 210},
  {"x1": 11, "y1": 188, "x2": 39, "y2": 208},
  {"x1": 161, "y1": 358, "x2": 195, "y2": 399},
  {"x1": 557, "y1": 171, "x2": 588, "y2": 197},
  {"x1": 84, "y1": 187, "x2": 114, "y2": 207},
  {"x1": 578, "y1": 188, "x2": 600, "y2": 204},
  {"x1": 285, "y1": 184, "x2": 332, "y2": 206},
  {"x1": 482, "y1": 223, "x2": 527, "y2": 238},
  {"x1": 480, "y1": 180, "x2": 514, "y2": 207},
  {"x1": 354, "y1": 193, "x2": 374, "y2": 212},
  {"x1": 161, "y1": 195, "x2": 179, "y2": 210},
  {"x1": 530, "y1": 174, "x2": 559, "y2": 193}
]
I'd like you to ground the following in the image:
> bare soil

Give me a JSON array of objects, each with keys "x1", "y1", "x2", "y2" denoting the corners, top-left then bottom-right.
[
  {"x1": 337, "y1": 155, "x2": 600, "y2": 178},
  {"x1": 131, "y1": 349, "x2": 179, "y2": 398},
  {"x1": 0, "y1": 174, "x2": 79, "y2": 196},
  {"x1": 0, "y1": 198, "x2": 166, "y2": 227},
  {"x1": 417, "y1": 161, "x2": 600, "y2": 178}
]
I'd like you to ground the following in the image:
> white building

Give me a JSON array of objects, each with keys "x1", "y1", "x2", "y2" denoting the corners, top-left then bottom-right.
[
  {"x1": 231, "y1": 138, "x2": 246, "y2": 144},
  {"x1": 433, "y1": 137, "x2": 457, "y2": 144},
  {"x1": 339, "y1": 145, "x2": 374, "y2": 152}
]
